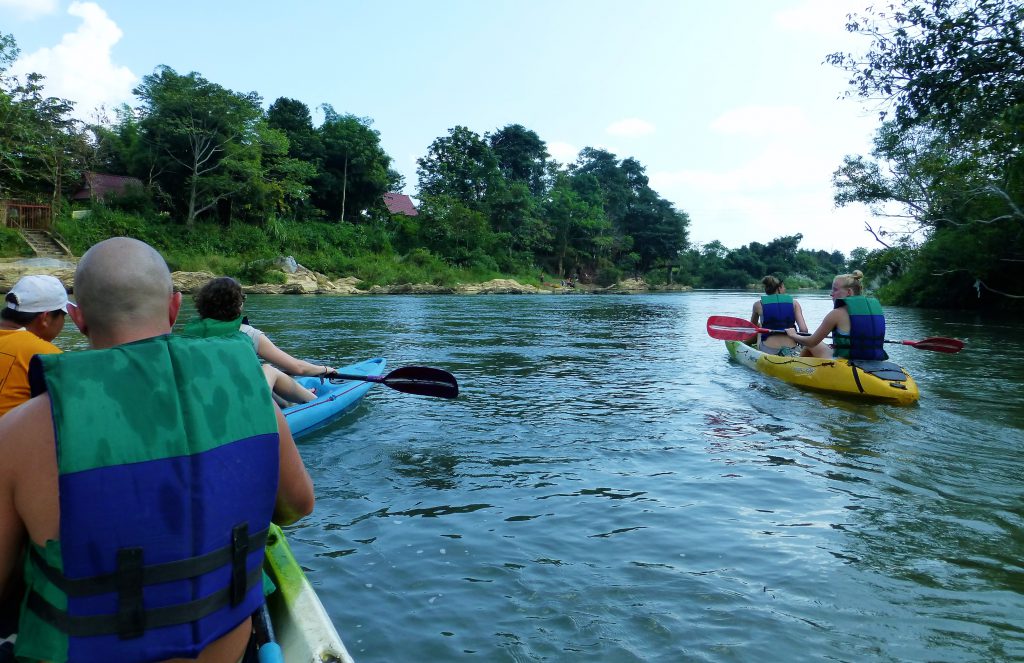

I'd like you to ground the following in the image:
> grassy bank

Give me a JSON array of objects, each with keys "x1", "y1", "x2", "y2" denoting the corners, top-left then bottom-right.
[{"x1": 25, "y1": 208, "x2": 547, "y2": 288}]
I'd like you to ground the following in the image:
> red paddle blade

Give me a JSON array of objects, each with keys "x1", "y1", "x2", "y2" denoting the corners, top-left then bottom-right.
[
  {"x1": 706, "y1": 315, "x2": 759, "y2": 341},
  {"x1": 904, "y1": 337, "x2": 965, "y2": 353}
]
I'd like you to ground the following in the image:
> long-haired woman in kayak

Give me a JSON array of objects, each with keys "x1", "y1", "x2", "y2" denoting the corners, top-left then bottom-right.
[
  {"x1": 750, "y1": 275, "x2": 808, "y2": 356},
  {"x1": 786, "y1": 270, "x2": 888, "y2": 360},
  {"x1": 186, "y1": 277, "x2": 336, "y2": 405}
]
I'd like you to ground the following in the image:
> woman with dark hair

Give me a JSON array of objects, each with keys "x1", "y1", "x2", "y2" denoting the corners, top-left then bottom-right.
[
  {"x1": 186, "y1": 277, "x2": 336, "y2": 404},
  {"x1": 750, "y1": 275, "x2": 807, "y2": 356}
]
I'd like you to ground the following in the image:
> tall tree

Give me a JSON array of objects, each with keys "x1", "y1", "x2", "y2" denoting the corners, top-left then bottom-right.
[
  {"x1": 0, "y1": 33, "x2": 85, "y2": 204},
  {"x1": 417, "y1": 125, "x2": 501, "y2": 209},
  {"x1": 132, "y1": 66, "x2": 268, "y2": 226},
  {"x1": 544, "y1": 173, "x2": 611, "y2": 278},
  {"x1": 313, "y1": 106, "x2": 399, "y2": 221},
  {"x1": 830, "y1": 0, "x2": 1024, "y2": 306},
  {"x1": 487, "y1": 124, "x2": 549, "y2": 196},
  {"x1": 570, "y1": 147, "x2": 632, "y2": 224}
]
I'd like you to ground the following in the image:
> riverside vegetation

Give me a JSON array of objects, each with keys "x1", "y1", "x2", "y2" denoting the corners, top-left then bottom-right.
[{"x1": 2, "y1": 2, "x2": 1022, "y2": 308}]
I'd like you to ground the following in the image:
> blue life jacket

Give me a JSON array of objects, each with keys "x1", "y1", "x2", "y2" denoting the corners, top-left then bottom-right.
[
  {"x1": 760, "y1": 294, "x2": 795, "y2": 343},
  {"x1": 18, "y1": 333, "x2": 279, "y2": 663},
  {"x1": 833, "y1": 296, "x2": 888, "y2": 360}
]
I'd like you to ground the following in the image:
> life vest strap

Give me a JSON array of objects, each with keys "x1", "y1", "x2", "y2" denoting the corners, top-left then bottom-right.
[
  {"x1": 28, "y1": 527, "x2": 268, "y2": 597},
  {"x1": 24, "y1": 564, "x2": 262, "y2": 639}
]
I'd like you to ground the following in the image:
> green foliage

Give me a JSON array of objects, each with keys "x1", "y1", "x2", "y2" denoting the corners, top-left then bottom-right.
[
  {"x1": 237, "y1": 261, "x2": 288, "y2": 285},
  {"x1": 830, "y1": 0, "x2": 1024, "y2": 308},
  {"x1": 417, "y1": 126, "x2": 501, "y2": 208},
  {"x1": 595, "y1": 266, "x2": 623, "y2": 287},
  {"x1": 0, "y1": 32, "x2": 85, "y2": 204},
  {"x1": 0, "y1": 226, "x2": 32, "y2": 257},
  {"x1": 312, "y1": 107, "x2": 397, "y2": 221}
]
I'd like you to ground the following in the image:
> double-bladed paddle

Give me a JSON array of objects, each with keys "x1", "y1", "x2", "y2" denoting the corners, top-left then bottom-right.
[
  {"x1": 327, "y1": 365, "x2": 460, "y2": 399},
  {"x1": 705, "y1": 315, "x2": 965, "y2": 354}
]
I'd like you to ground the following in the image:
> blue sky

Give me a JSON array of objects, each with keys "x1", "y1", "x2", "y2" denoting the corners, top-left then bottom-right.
[{"x1": 1, "y1": 0, "x2": 887, "y2": 254}]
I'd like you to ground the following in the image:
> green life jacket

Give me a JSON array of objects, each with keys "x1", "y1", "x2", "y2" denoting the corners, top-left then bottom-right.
[
  {"x1": 182, "y1": 314, "x2": 244, "y2": 339},
  {"x1": 833, "y1": 296, "x2": 888, "y2": 360},
  {"x1": 19, "y1": 333, "x2": 280, "y2": 662}
]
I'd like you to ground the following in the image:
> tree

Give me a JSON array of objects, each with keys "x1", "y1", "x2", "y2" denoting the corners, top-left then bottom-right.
[
  {"x1": 619, "y1": 188, "x2": 689, "y2": 273},
  {"x1": 0, "y1": 33, "x2": 86, "y2": 204},
  {"x1": 132, "y1": 66, "x2": 269, "y2": 226},
  {"x1": 828, "y1": 0, "x2": 1024, "y2": 135},
  {"x1": 487, "y1": 124, "x2": 549, "y2": 196},
  {"x1": 830, "y1": 1, "x2": 1024, "y2": 306},
  {"x1": 544, "y1": 173, "x2": 610, "y2": 278},
  {"x1": 570, "y1": 147, "x2": 632, "y2": 224},
  {"x1": 313, "y1": 107, "x2": 398, "y2": 222},
  {"x1": 417, "y1": 125, "x2": 501, "y2": 209},
  {"x1": 267, "y1": 97, "x2": 323, "y2": 165}
]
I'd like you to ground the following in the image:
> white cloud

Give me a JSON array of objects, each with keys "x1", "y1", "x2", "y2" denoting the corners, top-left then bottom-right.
[
  {"x1": 605, "y1": 118, "x2": 655, "y2": 138},
  {"x1": 0, "y1": 0, "x2": 58, "y2": 19},
  {"x1": 547, "y1": 141, "x2": 578, "y2": 165},
  {"x1": 710, "y1": 105, "x2": 809, "y2": 137},
  {"x1": 11, "y1": 2, "x2": 137, "y2": 120}
]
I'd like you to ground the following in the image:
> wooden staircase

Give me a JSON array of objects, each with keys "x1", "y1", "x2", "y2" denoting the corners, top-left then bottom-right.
[{"x1": 19, "y1": 229, "x2": 73, "y2": 259}]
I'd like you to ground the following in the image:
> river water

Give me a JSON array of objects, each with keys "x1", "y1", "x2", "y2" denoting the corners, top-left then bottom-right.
[{"x1": 63, "y1": 290, "x2": 1024, "y2": 661}]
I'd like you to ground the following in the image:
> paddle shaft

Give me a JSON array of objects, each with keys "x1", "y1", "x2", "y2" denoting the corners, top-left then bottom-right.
[{"x1": 253, "y1": 603, "x2": 283, "y2": 663}]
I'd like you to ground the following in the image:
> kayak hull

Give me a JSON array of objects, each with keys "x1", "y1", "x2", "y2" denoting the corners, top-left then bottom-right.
[
  {"x1": 283, "y1": 357, "x2": 386, "y2": 437},
  {"x1": 264, "y1": 524, "x2": 353, "y2": 663},
  {"x1": 725, "y1": 340, "x2": 920, "y2": 404}
]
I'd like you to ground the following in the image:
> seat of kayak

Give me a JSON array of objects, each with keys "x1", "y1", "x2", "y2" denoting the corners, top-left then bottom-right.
[{"x1": 848, "y1": 359, "x2": 909, "y2": 382}]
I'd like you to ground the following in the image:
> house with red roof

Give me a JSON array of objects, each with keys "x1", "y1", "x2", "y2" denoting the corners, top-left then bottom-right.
[
  {"x1": 383, "y1": 192, "x2": 418, "y2": 216},
  {"x1": 72, "y1": 172, "x2": 144, "y2": 202}
]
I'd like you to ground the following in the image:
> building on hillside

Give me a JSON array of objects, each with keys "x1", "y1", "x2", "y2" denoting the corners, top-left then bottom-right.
[
  {"x1": 71, "y1": 172, "x2": 144, "y2": 203},
  {"x1": 383, "y1": 192, "x2": 418, "y2": 216}
]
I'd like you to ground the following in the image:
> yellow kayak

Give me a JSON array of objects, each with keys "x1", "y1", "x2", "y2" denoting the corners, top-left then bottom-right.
[{"x1": 725, "y1": 340, "x2": 920, "y2": 404}]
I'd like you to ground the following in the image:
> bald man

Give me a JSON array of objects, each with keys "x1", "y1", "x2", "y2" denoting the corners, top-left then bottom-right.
[{"x1": 0, "y1": 238, "x2": 314, "y2": 662}]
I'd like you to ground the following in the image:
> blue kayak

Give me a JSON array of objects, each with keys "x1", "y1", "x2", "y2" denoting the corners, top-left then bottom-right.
[{"x1": 283, "y1": 357, "x2": 386, "y2": 437}]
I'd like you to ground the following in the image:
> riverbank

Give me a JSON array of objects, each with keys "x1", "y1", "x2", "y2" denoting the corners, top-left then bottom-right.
[{"x1": 0, "y1": 257, "x2": 692, "y2": 296}]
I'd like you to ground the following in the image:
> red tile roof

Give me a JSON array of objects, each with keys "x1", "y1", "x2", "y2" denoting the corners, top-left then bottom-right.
[
  {"x1": 72, "y1": 172, "x2": 144, "y2": 201},
  {"x1": 383, "y1": 192, "x2": 418, "y2": 216}
]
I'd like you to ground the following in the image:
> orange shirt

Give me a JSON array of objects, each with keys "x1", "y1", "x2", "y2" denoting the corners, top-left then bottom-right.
[{"x1": 0, "y1": 328, "x2": 62, "y2": 417}]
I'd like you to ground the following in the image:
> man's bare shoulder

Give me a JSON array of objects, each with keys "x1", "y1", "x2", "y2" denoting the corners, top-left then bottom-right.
[{"x1": 0, "y1": 394, "x2": 55, "y2": 475}]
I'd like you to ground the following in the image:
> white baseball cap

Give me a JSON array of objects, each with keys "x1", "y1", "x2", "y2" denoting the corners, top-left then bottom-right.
[{"x1": 5, "y1": 275, "x2": 69, "y2": 313}]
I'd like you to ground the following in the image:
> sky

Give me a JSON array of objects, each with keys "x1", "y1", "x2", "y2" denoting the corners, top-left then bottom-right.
[{"x1": 0, "y1": 0, "x2": 888, "y2": 255}]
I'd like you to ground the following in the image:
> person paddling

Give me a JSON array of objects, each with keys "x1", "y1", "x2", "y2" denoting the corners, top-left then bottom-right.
[
  {"x1": 0, "y1": 238, "x2": 314, "y2": 662},
  {"x1": 185, "y1": 276, "x2": 336, "y2": 406},
  {"x1": 750, "y1": 275, "x2": 807, "y2": 356},
  {"x1": 786, "y1": 270, "x2": 888, "y2": 360}
]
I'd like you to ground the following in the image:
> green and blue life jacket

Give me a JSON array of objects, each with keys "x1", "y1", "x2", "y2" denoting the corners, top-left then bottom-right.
[
  {"x1": 19, "y1": 333, "x2": 279, "y2": 663},
  {"x1": 833, "y1": 296, "x2": 888, "y2": 360},
  {"x1": 760, "y1": 294, "x2": 795, "y2": 339}
]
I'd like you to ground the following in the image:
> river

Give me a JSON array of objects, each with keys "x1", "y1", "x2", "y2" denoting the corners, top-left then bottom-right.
[{"x1": 59, "y1": 290, "x2": 1024, "y2": 661}]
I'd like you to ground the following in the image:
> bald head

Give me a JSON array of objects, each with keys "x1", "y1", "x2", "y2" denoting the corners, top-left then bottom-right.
[{"x1": 74, "y1": 238, "x2": 177, "y2": 344}]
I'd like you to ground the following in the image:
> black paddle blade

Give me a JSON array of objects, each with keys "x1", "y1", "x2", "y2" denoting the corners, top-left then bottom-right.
[
  {"x1": 330, "y1": 366, "x2": 459, "y2": 399},
  {"x1": 381, "y1": 366, "x2": 459, "y2": 399}
]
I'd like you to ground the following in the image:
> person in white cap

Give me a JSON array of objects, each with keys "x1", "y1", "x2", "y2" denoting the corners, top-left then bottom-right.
[{"x1": 0, "y1": 275, "x2": 68, "y2": 417}]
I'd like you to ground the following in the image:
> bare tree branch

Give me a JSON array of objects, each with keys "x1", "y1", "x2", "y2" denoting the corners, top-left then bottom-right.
[{"x1": 865, "y1": 221, "x2": 892, "y2": 248}]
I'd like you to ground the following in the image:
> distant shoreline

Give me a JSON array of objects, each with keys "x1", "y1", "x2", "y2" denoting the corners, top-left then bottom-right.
[{"x1": 0, "y1": 260, "x2": 692, "y2": 296}]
